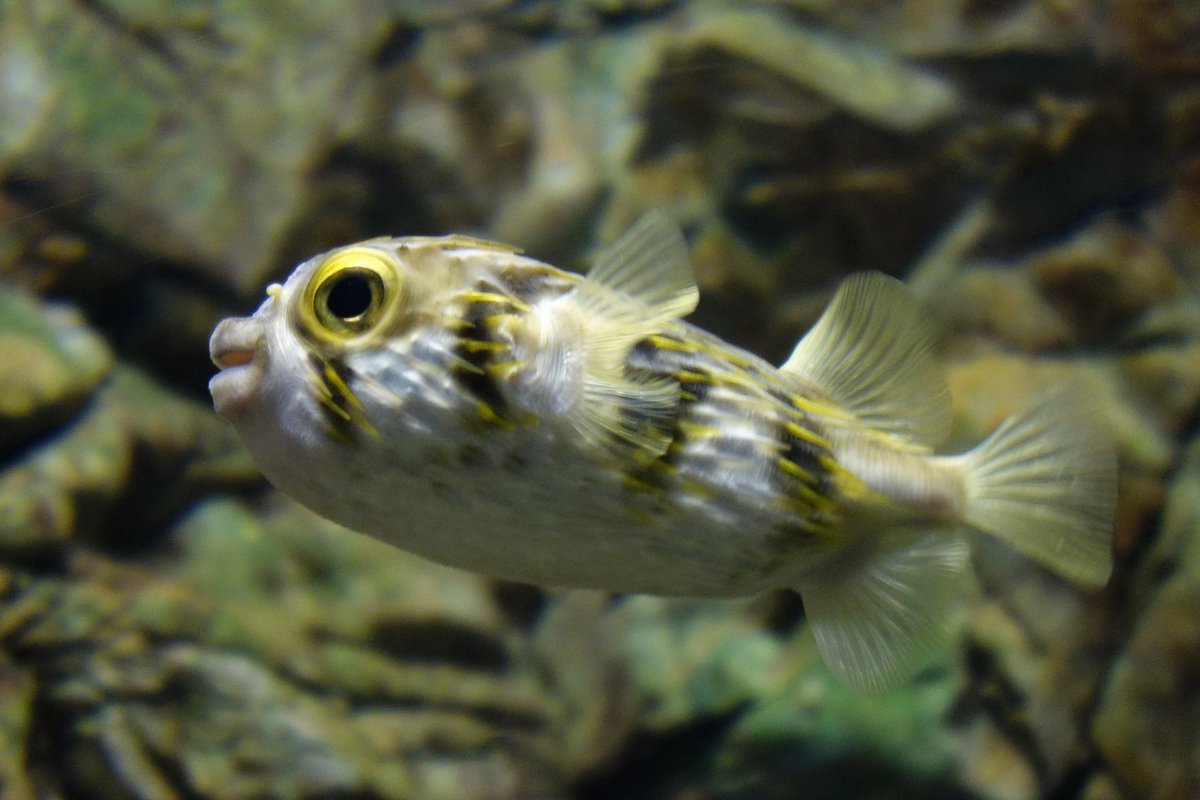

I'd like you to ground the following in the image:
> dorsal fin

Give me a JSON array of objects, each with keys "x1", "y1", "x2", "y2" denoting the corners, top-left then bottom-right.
[
  {"x1": 569, "y1": 212, "x2": 699, "y2": 459},
  {"x1": 781, "y1": 272, "x2": 950, "y2": 446}
]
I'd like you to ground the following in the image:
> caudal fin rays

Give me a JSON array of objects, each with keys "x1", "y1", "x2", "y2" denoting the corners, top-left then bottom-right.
[{"x1": 946, "y1": 388, "x2": 1116, "y2": 587}]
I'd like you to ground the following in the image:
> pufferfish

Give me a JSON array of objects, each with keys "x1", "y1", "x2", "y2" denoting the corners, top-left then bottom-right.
[{"x1": 209, "y1": 212, "x2": 1115, "y2": 693}]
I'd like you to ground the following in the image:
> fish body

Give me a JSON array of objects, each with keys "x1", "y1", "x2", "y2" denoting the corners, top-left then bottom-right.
[{"x1": 210, "y1": 213, "x2": 1115, "y2": 692}]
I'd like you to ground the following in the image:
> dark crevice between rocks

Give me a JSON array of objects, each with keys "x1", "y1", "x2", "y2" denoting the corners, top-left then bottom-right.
[
  {"x1": 346, "y1": 692, "x2": 549, "y2": 734},
  {"x1": 577, "y1": 703, "x2": 980, "y2": 800},
  {"x1": 921, "y1": 48, "x2": 1122, "y2": 107},
  {"x1": 950, "y1": 640, "x2": 1049, "y2": 785},
  {"x1": 587, "y1": 0, "x2": 684, "y2": 29},
  {"x1": 574, "y1": 710, "x2": 742, "y2": 800},
  {"x1": 973, "y1": 93, "x2": 1173, "y2": 259},
  {"x1": 370, "y1": 22, "x2": 423, "y2": 69},
  {"x1": 366, "y1": 617, "x2": 512, "y2": 672},
  {"x1": 1042, "y1": 755, "x2": 1106, "y2": 800},
  {"x1": 490, "y1": 580, "x2": 549, "y2": 631},
  {"x1": 760, "y1": 588, "x2": 806, "y2": 637},
  {"x1": 74, "y1": 0, "x2": 186, "y2": 71},
  {"x1": 2, "y1": 176, "x2": 252, "y2": 401},
  {"x1": 267, "y1": 143, "x2": 484, "y2": 290}
]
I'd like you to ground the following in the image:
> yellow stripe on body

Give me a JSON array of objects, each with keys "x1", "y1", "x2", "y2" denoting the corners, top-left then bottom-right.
[
  {"x1": 474, "y1": 400, "x2": 515, "y2": 430},
  {"x1": 323, "y1": 364, "x2": 364, "y2": 410},
  {"x1": 459, "y1": 290, "x2": 530, "y2": 311},
  {"x1": 776, "y1": 456, "x2": 817, "y2": 485},
  {"x1": 311, "y1": 362, "x2": 380, "y2": 438},
  {"x1": 784, "y1": 420, "x2": 831, "y2": 450},
  {"x1": 462, "y1": 340, "x2": 509, "y2": 354}
]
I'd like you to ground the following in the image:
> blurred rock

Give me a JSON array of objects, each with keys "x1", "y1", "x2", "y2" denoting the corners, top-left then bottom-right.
[
  {"x1": 0, "y1": 500, "x2": 578, "y2": 799},
  {"x1": 681, "y1": 6, "x2": 961, "y2": 133},
  {"x1": 1092, "y1": 438, "x2": 1200, "y2": 800},
  {"x1": 0, "y1": 288, "x2": 112, "y2": 453},
  {"x1": 1, "y1": 0, "x2": 1199, "y2": 797},
  {"x1": 942, "y1": 267, "x2": 1074, "y2": 353},
  {"x1": 1029, "y1": 219, "x2": 1185, "y2": 345},
  {"x1": 0, "y1": 1, "x2": 390, "y2": 295},
  {"x1": 0, "y1": 365, "x2": 258, "y2": 561},
  {"x1": 577, "y1": 594, "x2": 967, "y2": 800}
]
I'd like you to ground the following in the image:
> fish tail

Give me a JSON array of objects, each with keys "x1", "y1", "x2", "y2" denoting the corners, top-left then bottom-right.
[
  {"x1": 950, "y1": 388, "x2": 1116, "y2": 588},
  {"x1": 794, "y1": 387, "x2": 1115, "y2": 693}
]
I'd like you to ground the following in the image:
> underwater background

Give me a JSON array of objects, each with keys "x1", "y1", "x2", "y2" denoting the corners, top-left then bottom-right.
[{"x1": 0, "y1": 1, "x2": 1197, "y2": 798}]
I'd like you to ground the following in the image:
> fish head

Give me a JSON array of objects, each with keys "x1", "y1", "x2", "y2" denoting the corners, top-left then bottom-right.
[
  {"x1": 208, "y1": 237, "x2": 507, "y2": 502},
  {"x1": 209, "y1": 238, "x2": 413, "y2": 420}
]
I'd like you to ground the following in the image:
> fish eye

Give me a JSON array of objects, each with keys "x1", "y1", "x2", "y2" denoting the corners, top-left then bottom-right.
[
  {"x1": 321, "y1": 268, "x2": 380, "y2": 323},
  {"x1": 301, "y1": 247, "x2": 401, "y2": 341}
]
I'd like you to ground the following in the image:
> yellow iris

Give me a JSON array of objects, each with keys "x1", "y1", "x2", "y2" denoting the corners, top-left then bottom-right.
[{"x1": 298, "y1": 247, "x2": 401, "y2": 346}]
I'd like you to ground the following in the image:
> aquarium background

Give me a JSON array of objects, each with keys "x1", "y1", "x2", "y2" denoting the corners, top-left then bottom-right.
[{"x1": 0, "y1": 1, "x2": 1197, "y2": 799}]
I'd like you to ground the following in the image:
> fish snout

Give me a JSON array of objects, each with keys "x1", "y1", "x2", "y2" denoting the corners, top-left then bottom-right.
[
  {"x1": 208, "y1": 317, "x2": 266, "y2": 417},
  {"x1": 209, "y1": 317, "x2": 262, "y2": 370}
]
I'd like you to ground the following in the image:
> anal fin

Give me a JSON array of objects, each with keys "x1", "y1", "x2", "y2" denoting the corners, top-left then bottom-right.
[{"x1": 797, "y1": 528, "x2": 971, "y2": 693}]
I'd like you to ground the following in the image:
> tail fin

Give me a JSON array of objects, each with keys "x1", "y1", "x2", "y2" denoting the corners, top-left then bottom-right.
[{"x1": 948, "y1": 388, "x2": 1116, "y2": 587}]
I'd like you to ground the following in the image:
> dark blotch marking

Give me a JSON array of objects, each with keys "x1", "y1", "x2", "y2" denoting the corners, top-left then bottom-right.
[
  {"x1": 458, "y1": 442, "x2": 490, "y2": 469},
  {"x1": 502, "y1": 449, "x2": 529, "y2": 473},
  {"x1": 633, "y1": 338, "x2": 712, "y2": 404},
  {"x1": 781, "y1": 424, "x2": 826, "y2": 480},
  {"x1": 615, "y1": 337, "x2": 697, "y2": 475},
  {"x1": 679, "y1": 372, "x2": 711, "y2": 402},
  {"x1": 452, "y1": 287, "x2": 511, "y2": 421},
  {"x1": 771, "y1": 390, "x2": 835, "y2": 498},
  {"x1": 497, "y1": 265, "x2": 570, "y2": 303},
  {"x1": 627, "y1": 337, "x2": 658, "y2": 365}
]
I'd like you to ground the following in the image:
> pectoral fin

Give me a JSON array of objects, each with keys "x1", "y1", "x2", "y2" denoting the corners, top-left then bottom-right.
[{"x1": 571, "y1": 212, "x2": 700, "y2": 458}]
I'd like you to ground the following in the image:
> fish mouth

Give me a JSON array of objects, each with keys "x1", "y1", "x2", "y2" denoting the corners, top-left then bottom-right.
[
  {"x1": 209, "y1": 318, "x2": 264, "y2": 417},
  {"x1": 212, "y1": 346, "x2": 256, "y2": 369}
]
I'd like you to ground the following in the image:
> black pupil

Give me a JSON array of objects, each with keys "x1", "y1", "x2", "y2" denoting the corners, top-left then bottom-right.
[{"x1": 325, "y1": 271, "x2": 375, "y2": 320}]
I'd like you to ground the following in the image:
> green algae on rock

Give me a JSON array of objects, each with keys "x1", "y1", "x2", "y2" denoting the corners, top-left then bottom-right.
[{"x1": 0, "y1": 499, "x2": 580, "y2": 799}]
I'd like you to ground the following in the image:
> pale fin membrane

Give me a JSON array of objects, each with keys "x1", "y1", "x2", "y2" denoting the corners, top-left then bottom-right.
[
  {"x1": 943, "y1": 388, "x2": 1116, "y2": 587},
  {"x1": 571, "y1": 212, "x2": 700, "y2": 458},
  {"x1": 781, "y1": 273, "x2": 950, "y2": 447},
  {"x1": 582, "y1": 210, "x2": 699, "y2": 324},
  {"x1": 800, "y1": 529, "x2": 971, "y2": 693}
]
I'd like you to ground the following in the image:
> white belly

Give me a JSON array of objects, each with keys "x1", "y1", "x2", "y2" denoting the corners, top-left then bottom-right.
[{"x1": 253, "y1": 416, "x2": 799, "y2": 597}]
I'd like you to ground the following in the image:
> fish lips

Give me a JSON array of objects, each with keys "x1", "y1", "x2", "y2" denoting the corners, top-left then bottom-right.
[{"x1": 209, "y1": 317, "x2": 265, "y2": 418}]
